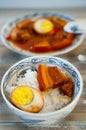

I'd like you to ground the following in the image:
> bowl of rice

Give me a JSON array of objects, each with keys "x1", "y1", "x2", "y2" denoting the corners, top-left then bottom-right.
[{"x1": 1, "y1": 56, "x2": 83, "y2": 126}]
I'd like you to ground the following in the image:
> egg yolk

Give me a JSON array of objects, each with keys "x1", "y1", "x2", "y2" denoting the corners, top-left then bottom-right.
[
  {"x1": 11, "y1": 86, "x2": 34, "y2": 105},
  {"x1": 41, "y1": 20, "x2": 54, "y2": 33}
]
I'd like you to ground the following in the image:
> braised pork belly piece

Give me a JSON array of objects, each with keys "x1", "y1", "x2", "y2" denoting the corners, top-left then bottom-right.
[{"x1": 37, "y1": 64, "x2": 74, "y2": 97}]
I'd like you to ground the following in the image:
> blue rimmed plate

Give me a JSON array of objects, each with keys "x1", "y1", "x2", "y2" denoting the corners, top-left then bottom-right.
[{"x1": 1, "y1": 12, "x2": 85, "y2": 56}]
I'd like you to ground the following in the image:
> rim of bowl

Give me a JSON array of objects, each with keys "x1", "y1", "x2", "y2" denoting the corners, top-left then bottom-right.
[{"x1": 1, "y1": 55, "x2": 83, "y2": 117}]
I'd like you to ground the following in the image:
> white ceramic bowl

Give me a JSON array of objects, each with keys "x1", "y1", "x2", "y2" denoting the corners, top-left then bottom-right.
[
  {"x1": 1, "y1": 12, "x2": 84, "y2": 56},
  {"x1": 1, "y1": 56, "x2": 83, "y2": 126}
]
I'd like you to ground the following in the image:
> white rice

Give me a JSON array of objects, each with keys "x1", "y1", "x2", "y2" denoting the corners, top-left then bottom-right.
[
  {"x1": 6, "y1": 69, "x2": 71, "y2": 113},
  {"x1": 40, "y1": 88, "x2": 71, "y2": 113},
  {"x1": 16, "y1": 69, "x2": 39, "y2": 89}
]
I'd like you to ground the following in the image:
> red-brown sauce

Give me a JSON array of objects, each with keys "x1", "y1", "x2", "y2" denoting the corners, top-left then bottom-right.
[{"x1": 6, "y1": 16, "x2": 75, "y2": 53}]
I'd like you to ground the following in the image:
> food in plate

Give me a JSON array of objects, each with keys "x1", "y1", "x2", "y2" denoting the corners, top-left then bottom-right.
[
  {"x1": 7, "y1": 64, "x2": 74, "y2": 113},
  {"x1": 6, "y1": 16, "x2": 75, "y2": 53}
]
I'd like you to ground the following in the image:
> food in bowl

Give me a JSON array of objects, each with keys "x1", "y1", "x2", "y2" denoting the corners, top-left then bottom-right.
[
  {"x1": 1, "y1": 56, "x2": 83, "y2": 126},
  {"x1": 6, "y1": 63, "x2": 74, "y2": 113},
  {"x1": 6, "y1": 16, "x2": 75, "y2": 53}
]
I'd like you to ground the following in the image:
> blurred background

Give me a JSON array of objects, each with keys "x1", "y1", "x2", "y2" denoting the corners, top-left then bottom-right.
[{"x1": 0, "y1": 0, "x2": 86, "y2": 8}]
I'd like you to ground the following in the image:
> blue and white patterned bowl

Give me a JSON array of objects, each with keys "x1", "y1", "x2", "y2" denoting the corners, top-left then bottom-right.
[
  {"x1": 1, "y1": 56, "x2": 83, "y2": 126},
  {"x1": 1, "y1": 12, "x2": 85, "y2": 56}
]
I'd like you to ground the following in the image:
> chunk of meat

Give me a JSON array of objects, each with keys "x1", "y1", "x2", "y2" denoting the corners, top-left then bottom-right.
[
  {"x1": 29, "y1": 41, "x2": 51, "y2": 52},
  {"x1": 10, "y1": 27, "x2": 19, "y2": 41},
  {"x1": 37, "y1": 64, "x2": 53, "y2": 91},
  {"x1": 10, "y1": 27, "x2": 31, "y2": 41},
  {"x1": 37, "y1": 64, "x2": 73, "y2": 92},
  {"x1": 48, "y1": 17, "x2": 67, "y2": 27},
  {"x1": 60, "y1": 80, "x2": 74, "y2": 97},
  {"x1": 48, "y1": 66, "x2": 69, "y2": 87},
  {"x1": 16, "y1": 19, "x2": 31, "y2": 29},
  {"x1": 52, "y1": 28, "x2": 64, "y2": 40},
  {"x1": 17, "y1": 29, "x2": 31, "y2": 41},
  {"x1": 66, "y1": 33, "x2": 75, "y2": 40},
  {"x1": 51, "y1": 38, "x2": 72, "y2": 51}
]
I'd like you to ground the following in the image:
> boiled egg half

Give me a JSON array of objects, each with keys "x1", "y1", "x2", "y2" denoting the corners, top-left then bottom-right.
[
  {"x1": 10, "y1": 85, "x2": 44, "y2": 113},
  {"x1": 33, "y1": 18, "x2": 54, "y2": 34}
]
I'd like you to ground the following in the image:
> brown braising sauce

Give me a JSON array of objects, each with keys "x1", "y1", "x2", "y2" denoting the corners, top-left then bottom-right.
[{"x1": 6, "y1": 16, "x2": 75, "y2": 53}]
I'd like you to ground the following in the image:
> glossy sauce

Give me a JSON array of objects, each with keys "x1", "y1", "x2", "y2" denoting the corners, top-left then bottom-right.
[{"x1": 7, "y1": 17, "x2": 75, "y2": 53}]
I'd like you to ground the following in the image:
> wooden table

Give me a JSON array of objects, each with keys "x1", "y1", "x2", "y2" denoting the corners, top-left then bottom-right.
[{"x1": 0, "y1": 8, "x2": 86, "y2": 130}]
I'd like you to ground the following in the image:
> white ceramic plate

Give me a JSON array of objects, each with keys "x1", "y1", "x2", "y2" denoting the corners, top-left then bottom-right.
[{"x1": 1, "y1": 12, "x2": 85, "y2": 56}]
